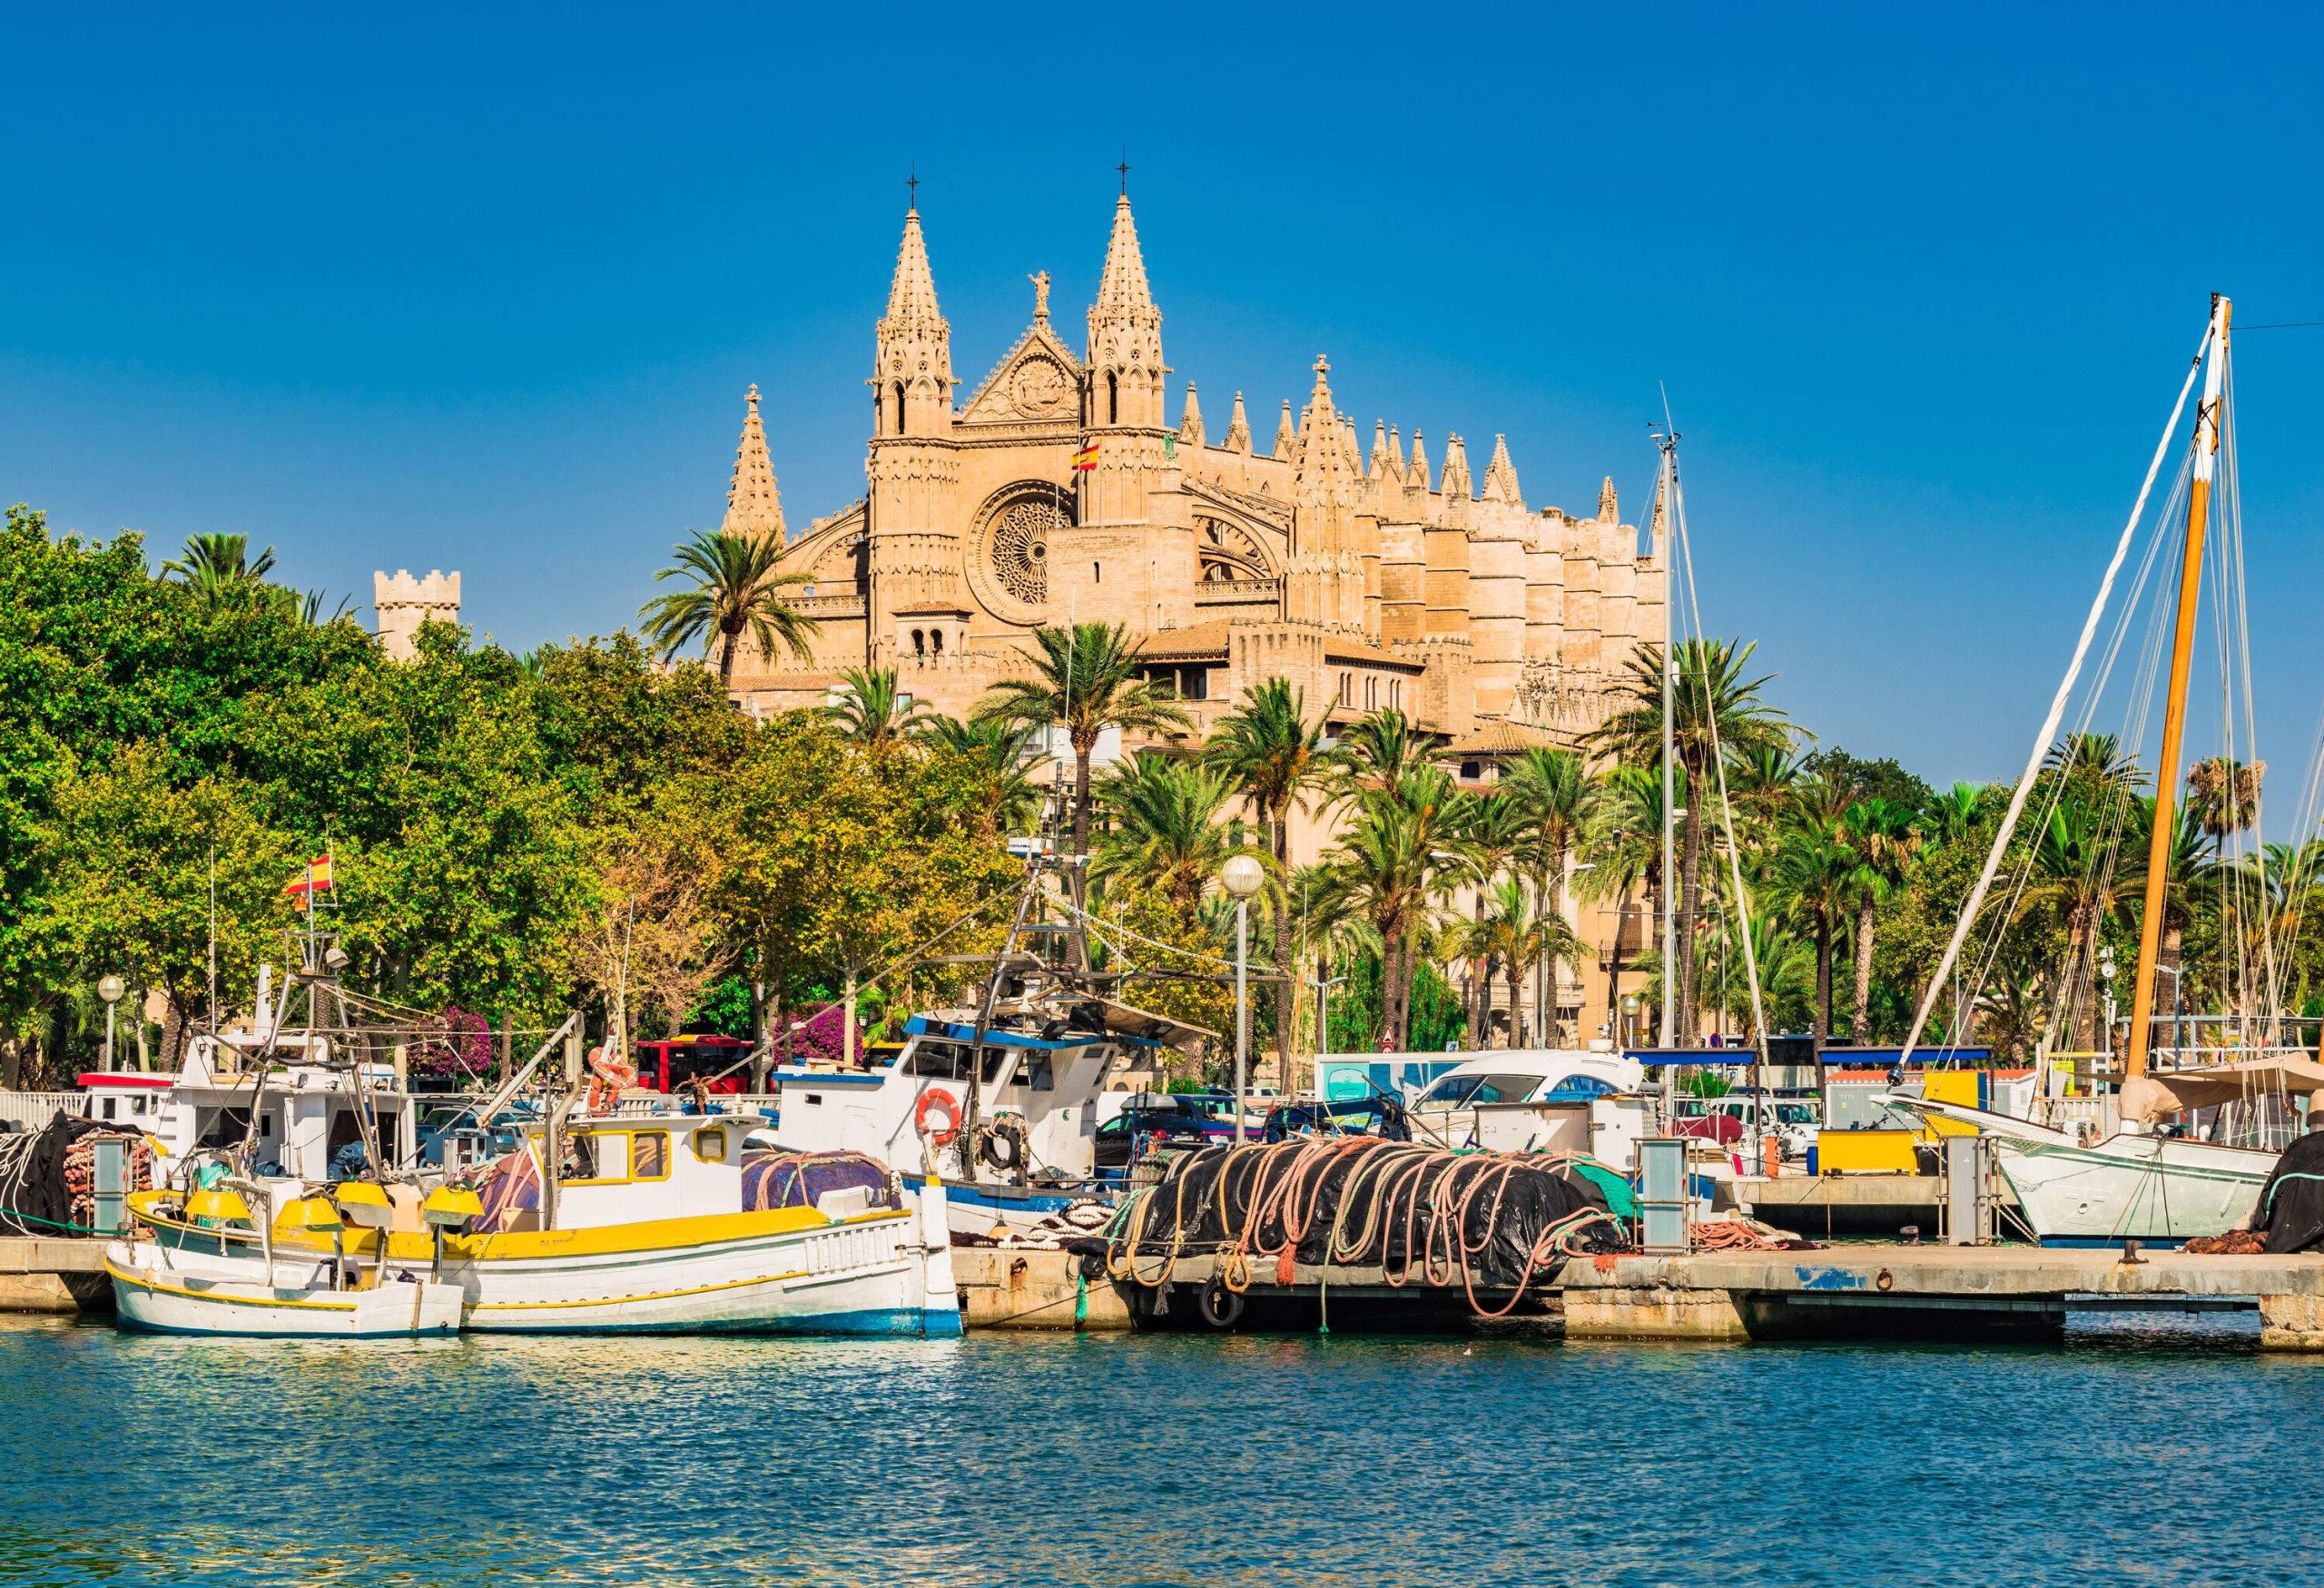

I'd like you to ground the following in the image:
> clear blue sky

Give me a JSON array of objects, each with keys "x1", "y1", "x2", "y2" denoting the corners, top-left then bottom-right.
[{"x1": 5, "y1": 4, "x2": 2319, "y2": 787}]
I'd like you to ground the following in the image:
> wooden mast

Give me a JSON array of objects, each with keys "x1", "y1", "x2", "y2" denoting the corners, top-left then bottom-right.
[{"x1": 2122, "y1": 293, "x2": 2230, "y2": 1083}]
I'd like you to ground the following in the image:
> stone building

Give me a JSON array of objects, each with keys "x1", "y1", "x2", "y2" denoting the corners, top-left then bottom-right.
[
  {"x1": 373, "y1": 568, "x2": 461, "y2": 661},
  {"x1": 717, "y1": 193, "x2": 1668, "y2": 1043}
]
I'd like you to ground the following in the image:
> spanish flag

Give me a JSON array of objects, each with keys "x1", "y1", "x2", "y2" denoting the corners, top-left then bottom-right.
[
  {"x1": 1072, "y1": 440, "x2": 1099, "y2": 471},
  {"x1": 285, "y1": 853, "x2": 335, "y2": 895}
]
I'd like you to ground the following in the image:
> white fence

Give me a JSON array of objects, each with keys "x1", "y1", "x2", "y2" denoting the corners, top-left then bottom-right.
[{"x1": 0, "y1": 1091, "x2": 90, "y2": 1129}]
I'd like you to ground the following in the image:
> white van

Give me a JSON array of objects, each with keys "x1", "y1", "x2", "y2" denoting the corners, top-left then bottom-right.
[{"x1": 1405, "y1": 1050, "x2": 1646, "y2": 1159}]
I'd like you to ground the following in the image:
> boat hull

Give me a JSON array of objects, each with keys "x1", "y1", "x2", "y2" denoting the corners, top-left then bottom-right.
[
  {"x1": 1994, "y1": 1134, "x2": 2271, "y2": 1247},
  {"x1": 112, "y1": 1198, "x2": 962, "y2": 1339},
  {"x1": 106, "y1": 1244, "x2": 463, "y2": 1338}
]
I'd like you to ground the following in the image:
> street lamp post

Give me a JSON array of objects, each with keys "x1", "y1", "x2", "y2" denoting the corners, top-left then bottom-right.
[
  {"x1": 1221, "y1": 854, "x2": 1265, "y2": 1143},
  {"x1": 1621, "y1": 992, "x2": 1640, "y2": 1052},
  {"x1": 97, "y1": 974, "x2": 125, "y2": 1072}
]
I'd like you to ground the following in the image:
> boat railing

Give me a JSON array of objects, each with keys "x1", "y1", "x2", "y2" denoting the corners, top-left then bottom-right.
[{"x1": 0, "y1": 1090, "x2": 91, "y2": 1129}]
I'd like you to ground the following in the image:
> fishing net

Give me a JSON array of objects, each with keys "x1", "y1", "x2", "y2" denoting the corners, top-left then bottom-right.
[
  {"x1": 1104, "y1": 1139, "x2": 1628, "y2": 1317},
  {"x1": 741, "y1": 1149, "x2": 893, "y2": 1211},
  {"x1": 457, "y1": 1143, "x2": 895, "y2": 1234},
  {"x1": 0, "y1": 1111, "x2": 151, "y2": 1237}
]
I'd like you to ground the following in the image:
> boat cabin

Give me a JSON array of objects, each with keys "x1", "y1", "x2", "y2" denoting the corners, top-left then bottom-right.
[
  {"x1": 85, "y1": 1033, "x2": 419, "y2": 1189},
  {"x1": 519, "y1": 1112, "x2": 753, "y2": 1228}
]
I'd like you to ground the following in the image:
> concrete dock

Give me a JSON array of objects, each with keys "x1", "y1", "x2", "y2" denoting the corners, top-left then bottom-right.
[
  {"x1": 0, "y1": 1238, "x2": 109, "y2": 1314},
  {"x1": 1561, "y1": 1246, "x2": 2324, "y2": 1347}
]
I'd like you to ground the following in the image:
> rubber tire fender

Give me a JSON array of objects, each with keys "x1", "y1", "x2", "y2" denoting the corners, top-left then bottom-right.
[{"x1": 1196, "y1": 1275, "x2": 1246, "y2": 1330}]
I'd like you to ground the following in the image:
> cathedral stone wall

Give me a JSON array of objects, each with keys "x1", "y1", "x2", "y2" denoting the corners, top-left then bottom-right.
[{"x1": 714, "y1": 193, "x2": 1665, "y2": 761}]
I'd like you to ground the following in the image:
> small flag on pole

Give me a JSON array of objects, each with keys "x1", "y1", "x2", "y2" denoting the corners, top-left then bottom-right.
[
  {"x1": 1072, "y1": 440, "x2": 1099, "y2": 471},
  {"x1": 285, "y1": 854, "x2": 335, "y2": 896}
]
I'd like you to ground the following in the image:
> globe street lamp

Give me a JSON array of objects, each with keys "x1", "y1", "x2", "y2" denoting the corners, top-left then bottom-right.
[
  {"x1": 1221, "y1": 853, "x2": 1265, "y2": 1143},
  {"x1": 97, "y1": 974, "x2": 126, "y2": 1072}
]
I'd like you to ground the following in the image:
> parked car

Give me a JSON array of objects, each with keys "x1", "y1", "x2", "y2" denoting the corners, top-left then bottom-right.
[
  {"x1": 1264, "y1": 1095, "x2": 1411, "y2": 1143},
  {"x1": 1091, "y1": 1108, "x2": 1213, "y2": 1179}
]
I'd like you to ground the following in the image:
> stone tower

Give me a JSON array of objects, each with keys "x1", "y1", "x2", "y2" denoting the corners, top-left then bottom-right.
[
  {"x1": 866, "y1": 203, "x2": 965, "y2": 658},
  {"x1": 372, "y1": 569, "x2": 460, "y2": 661}
]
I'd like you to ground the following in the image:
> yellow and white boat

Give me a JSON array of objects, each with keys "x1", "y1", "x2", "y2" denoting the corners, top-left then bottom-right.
[{"x1": 106, "y1": 1110, "x2": 961, "y2": 1338}]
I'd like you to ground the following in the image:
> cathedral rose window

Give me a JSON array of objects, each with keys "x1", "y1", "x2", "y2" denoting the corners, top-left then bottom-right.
[{"x1": 985, "y1": 495, "x2": 1067, "y2": 605}]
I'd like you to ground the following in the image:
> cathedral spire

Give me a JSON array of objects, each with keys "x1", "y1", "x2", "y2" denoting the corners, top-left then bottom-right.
[
  {"x1": 1224, "y1": 390, "x2": 1252, "y2": 454},
  {"x1": 1293, "y1": 357, "x2": 1359, "y2": 514},
  {"x1": 1407, "y1": 430, "x2": 1433, "y2": 493},
  {"x1": 1178, "y1": 381, "x2": 1204, "y2": 449},
  {"x1": 1482, "y1": 433, "x2": 1521, "y2": 505},
  {"x1": 1370, "y1": 418, "x2": 1403, "y2": 484},
  {"x1": 1084, "y1": 193, "x2": 1165, "y2": 429},
  {"x1": 721, "y1": 383, "x2": 786, "y2": 541},
  {"x1": 1272, "y1": 399, "x2": 1295, "y2": 460},
  {"x1": 1441, "y1": 434, "x2": 1472, "y2": 499},
  {"x1": 1598, "y1": 475, "x2": 1619, "y2": 523},
  {"x1": 874, "y1": 202, "x2": 953, "y2": 438}
]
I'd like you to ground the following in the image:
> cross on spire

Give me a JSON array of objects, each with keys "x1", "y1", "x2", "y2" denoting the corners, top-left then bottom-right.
[
  {"x1": 906, "y1": 163, "x2": 920, "y2": 209},
  {"x1": 1117, "y1": 151, "x2": 1130, "y2": 195}
]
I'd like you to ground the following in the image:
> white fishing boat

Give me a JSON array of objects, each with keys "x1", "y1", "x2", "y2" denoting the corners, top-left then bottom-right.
[{"x1": 106, "y1": 1105, "x2": 961, "y2": 1337}]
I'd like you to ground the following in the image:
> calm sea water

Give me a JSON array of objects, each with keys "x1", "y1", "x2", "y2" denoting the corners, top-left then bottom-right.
[{"x1": 0, "y1": 1312, "x2": 2313, "y2": 1587}]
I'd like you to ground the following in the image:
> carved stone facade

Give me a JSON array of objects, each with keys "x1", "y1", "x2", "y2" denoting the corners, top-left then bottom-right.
[{"x1": 719, "y1": 193, "x2": 1668, "y2": 765}]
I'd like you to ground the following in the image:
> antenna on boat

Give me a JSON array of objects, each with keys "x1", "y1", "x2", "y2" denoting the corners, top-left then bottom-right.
[{"x1": 2123, "y1": 293, "x2": 2232, "y2": 1086}]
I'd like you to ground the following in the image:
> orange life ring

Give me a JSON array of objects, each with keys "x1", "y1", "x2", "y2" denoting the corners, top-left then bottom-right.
[{"x1": 915, "y1": 1087, "x2": 962, "y2": 1147}]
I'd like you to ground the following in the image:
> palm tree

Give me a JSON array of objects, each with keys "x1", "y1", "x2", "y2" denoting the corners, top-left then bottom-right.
[
  {"x1": 1090, "y1": 753, "x2": 1246, "y2": 910},
  {"x1": 828, "y1": 666, "x2": 930, "y2": 751},
  {"x1": 162, "y1": 532, "x2": 277, "y2": 606},
  {"x1": 1580, "y1": 764, "x2": 1673, "y2": 1045},
  {"x1": 2186, "y1": 757, "x2": 2264, "y2": 861},
  {"x1": 1462, "y1": 876, "x2": 1581, "y2": 1050},
  {"x1": 921, "y1": 716, "x2": 1044, "y2": 833},
  {"x1": 973, "y1": 622, "x2": 1193, "y2": 869},
  {"x1": 1770, "y1": 815, "x2": 1855, "y2": 1041},
  {"x1": 1590, "y1": 638, "x2": 1795, "y2": 1041},
  {"x1": 2043, "y1": 732, "x2": 2146, "y2": 792},
  {"x1": 1333, "y1": 708, "x2": 1443, "y2": 795},
  {"x1": 1205, "y1": 678, "x2": 1338, "y2": 1084},
  {"x1": 1315, "y1": 764, "x2": 1473, "y2": 1048},
  {"x1": 2012, "y1": 794, "x2": 2142, "y2": 1053},
  {"x1": 1502, "y1": 747, "x2": 1590, "y2": 1044},
  {"x1": 1921, "y1": 782, "x2": 1987, "y2": 844},
  {"x1": 1453, "y1": 792, "x2": 1527, "y2": 1044},
  {"x1": 640, "y1": 528, "x2": 820, "y2": 689},
  {"x1": 1842, "y1": 797, "x2": 1919, "y2": 1041}
]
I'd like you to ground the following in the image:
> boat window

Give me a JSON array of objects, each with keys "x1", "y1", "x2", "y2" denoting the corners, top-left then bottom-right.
[
  {"x1": 906, "y1": 1041, "x2": 971, "y2": 1080},
  {"x1": 99, "y1": 1099, "x2": 115, "y2": 1120},
  {"x1": 1541, "y1": 1074, "x2": 1620, "y2": 1103},
  {"x1": 1021, "y1": 1054, "x2": 1054, "y2": 1092},
  {"x1": 1417, "y1": 1073, "x2": 1534, "y2": 1108},
  {"x1": 561, "y1": 1132, "x2": 601, "y2": 1180},
  {"x1": 979, "y1": 1046, "x2": 1019, "y2": 1086},
  {"x1": 692, "y1": 1127, "x2": 729, "y2": 1161},
  {"x1": 632, "y1": 1132, "x2": 669, "y2": 1179}
]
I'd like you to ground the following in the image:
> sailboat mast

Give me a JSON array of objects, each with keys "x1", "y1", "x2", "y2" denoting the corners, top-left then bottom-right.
[
  {"x1": 1656, "y1": 436, "x2": 1679, "y2": 1050},
  {"x1": 2123, "y1": 292, "x2": 2230, "y2": 1083}
]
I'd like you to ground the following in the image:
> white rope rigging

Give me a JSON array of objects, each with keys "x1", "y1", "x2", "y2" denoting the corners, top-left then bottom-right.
[{"x1": 1900, "y1": 321, "x2": 2213, "y2": 1064}]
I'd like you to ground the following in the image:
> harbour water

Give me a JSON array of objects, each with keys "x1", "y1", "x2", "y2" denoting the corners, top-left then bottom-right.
[{"x1": 2, "y1": 1314, "x2": 2317, "y2": 1587}]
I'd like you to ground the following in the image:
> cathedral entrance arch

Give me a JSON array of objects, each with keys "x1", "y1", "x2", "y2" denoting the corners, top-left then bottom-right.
[{"x1": 968, "y1": 481, "x2": 1077, "y2": 626}]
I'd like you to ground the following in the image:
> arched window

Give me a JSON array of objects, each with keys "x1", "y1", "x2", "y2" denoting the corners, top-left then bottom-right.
[
  {"x1": 1093, "y1": 562, "x2": 1102, "y2": 584},
  {"x1": 1107, "y1": 372, "x2": 1118, "y2": 426},
  {"x1": 911, "y1": 628, "x2": 926, "y2": 658},
  {"x1": 931, "y1": 629, "x2": 945, "y2": 656},
  {"x1": 874, "y1": 386, "x2": 884, "y2": 433},
  {"x1": 893, "y1": 380, "x2": 908, "y2": 434}
]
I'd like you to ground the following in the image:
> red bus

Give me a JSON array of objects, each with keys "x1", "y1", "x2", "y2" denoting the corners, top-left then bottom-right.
[{"x1": 632, "y1": 1034, "x2": 754, "y2": 1094}]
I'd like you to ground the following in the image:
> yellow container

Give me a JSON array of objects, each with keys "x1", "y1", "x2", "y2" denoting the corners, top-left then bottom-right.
[
  {"x1": 1915, "y1": 1071, "x2": 1984, "y2": 1138},
  {"x1": 1816, "y1": 1129, "x2": 1920, "y2": 1175}
]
